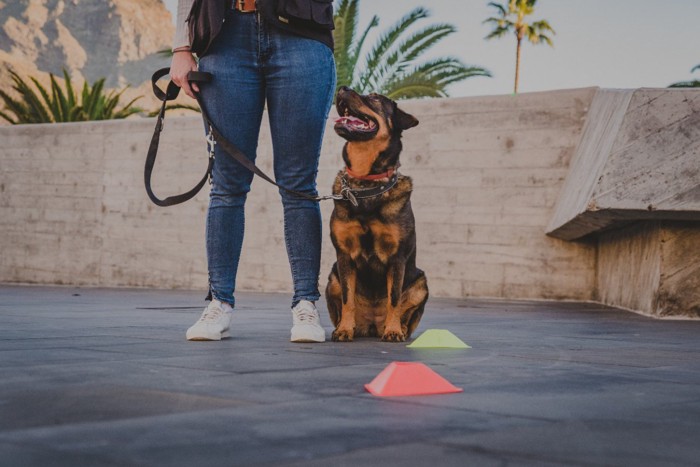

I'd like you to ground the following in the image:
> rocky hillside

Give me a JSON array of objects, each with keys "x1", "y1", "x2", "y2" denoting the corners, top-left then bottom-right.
[{"x1": 0, "y1": 0, "x2": 180, "y2": 115}]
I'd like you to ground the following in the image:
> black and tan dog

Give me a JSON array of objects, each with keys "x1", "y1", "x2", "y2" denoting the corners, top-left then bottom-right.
[{"x1": 325, "y1": 86, "x2": 428, "y2": 342}]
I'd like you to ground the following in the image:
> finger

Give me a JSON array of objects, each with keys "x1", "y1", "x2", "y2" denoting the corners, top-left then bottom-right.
[
  {"x1": 191, "y1": 82, "x2": 200, "y2": 93},
  {"x1": 182, "y1": 81, "x2": 195, "y2": 99},
  {"x1": 171, "y1": 73, "x2": 185, "y2": 88}
]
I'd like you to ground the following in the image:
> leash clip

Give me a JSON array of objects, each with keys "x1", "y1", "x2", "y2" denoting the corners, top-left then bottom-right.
[
  {"x1": 206, "y1": 126, "x2": 216, "y2": 159},
  {"x1": 341, "y1": 186, "x2": 358, "y2": 206},
  {"x1": 339, "y1": 176, "x2": 359, "y2": 206},
  {"x1": 337, "y1": 174, "x2": 358, "y2": 206},
  {"x1": 206, "y1": 126, "x2": 216, "y2": 184}
]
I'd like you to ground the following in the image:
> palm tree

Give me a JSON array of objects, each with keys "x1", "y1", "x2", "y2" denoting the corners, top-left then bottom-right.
[
  {"x1": 483, "y1": 0, "x2": 554, "y2": 94},
  {"x1": 333, "y1": 0, "x2": 490, "y2": 100},
  {"x1": 669, "y1": 64, "x2": 700, "y2": 88},
  {"x1": 0, "y1": 69, "x2": 142, "y2": 124}
]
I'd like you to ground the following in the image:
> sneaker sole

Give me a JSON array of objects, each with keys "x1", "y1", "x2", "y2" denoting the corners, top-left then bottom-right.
[
  {"x1": 291, "y1": 338, "x2": 325, "y2": 343},
  {"x1": 187, "y1": 330, "x2": 231, "y2": 341}
]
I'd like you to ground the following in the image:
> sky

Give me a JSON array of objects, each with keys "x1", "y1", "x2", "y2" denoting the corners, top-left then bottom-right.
[{"x1": 163, "y1": 0, "x2": 700, "y2": 97}]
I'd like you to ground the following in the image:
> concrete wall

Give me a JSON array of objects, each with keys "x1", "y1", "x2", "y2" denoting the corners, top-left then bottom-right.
[
  {"x1": 0, "y1": 88, "x2": 599, "y2": 301},
  {"x1": 1, "y1": 118, "x2": 209, "y2": 288}
]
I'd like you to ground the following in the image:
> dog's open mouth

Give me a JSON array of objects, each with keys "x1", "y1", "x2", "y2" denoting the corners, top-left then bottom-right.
[{"x1": 334, "y1": 100, "x2": 377, "y2": 134}]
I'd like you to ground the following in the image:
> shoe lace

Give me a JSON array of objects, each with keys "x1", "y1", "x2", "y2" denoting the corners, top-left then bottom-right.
[
  {"x1": 199, "y1": 304, "x2": 226, "y2": 323},
  {"x1": 294, "y1": 307, "x2": 318, "y2": 324}
]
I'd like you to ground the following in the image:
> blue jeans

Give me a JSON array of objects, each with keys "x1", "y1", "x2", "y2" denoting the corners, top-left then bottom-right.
[{"x1": 198, "y1": 10, "x2": 336, "y2": 307}]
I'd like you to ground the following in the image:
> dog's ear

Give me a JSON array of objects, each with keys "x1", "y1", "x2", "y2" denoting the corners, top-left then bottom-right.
[{"x1": 394, "y1": 107, "x2": 419, "y2": 131}]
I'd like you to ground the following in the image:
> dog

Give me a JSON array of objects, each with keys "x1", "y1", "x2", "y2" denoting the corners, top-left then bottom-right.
[{"x1": 325, "y1": 86, "x2": 428, "y2": 342}]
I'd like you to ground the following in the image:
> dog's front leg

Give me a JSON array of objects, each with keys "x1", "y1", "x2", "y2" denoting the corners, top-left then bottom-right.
[
  {"x1": 332, "y1": 255, "x2": 357, "y2": 342},
  {"x1": 382, "y1": 259, "x2": 407, "y2": 342}
]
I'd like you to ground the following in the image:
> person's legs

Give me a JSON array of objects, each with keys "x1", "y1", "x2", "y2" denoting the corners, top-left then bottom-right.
[
  {"x1": 264, "y1": 26, "x2": 336, "y2": 307},
  {"x1": 197, "y1": 10, "x2": 266, "y2": 309}
]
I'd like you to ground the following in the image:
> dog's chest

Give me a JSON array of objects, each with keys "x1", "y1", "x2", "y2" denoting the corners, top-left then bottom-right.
[{"x1": 332, "y1": 216, "x2": 400, "y2": 265}]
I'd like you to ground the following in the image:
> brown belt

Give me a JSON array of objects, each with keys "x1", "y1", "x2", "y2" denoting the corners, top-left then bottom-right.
[{"x1": 233, "y1": 0, "x2": 256, "y2": 13}]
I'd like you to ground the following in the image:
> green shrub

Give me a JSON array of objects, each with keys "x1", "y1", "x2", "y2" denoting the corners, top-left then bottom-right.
[{"x1": 0, "y1": 69, "x2": 142, "y2": 124}]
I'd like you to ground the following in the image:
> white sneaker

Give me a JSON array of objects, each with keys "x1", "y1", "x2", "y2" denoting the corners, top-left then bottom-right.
[
  {"x1": 290, "y1": 300, "x2": 326, "y2": 343},
  {"x1": 186, "y1": 299, "x2": 233, "y2": 341}
]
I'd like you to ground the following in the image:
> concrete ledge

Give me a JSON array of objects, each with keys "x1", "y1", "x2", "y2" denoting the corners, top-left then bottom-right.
[
  {"x1": 597, "y1": 221, "x2": 700, "y2": 318},
  {"x1": 547, "y1": 88, "x2": 700, "y2": 240}
]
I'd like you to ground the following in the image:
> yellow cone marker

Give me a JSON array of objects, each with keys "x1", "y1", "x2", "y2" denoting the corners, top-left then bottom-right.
[{"x1": 406, "y1": 329, "x2": 471, "y2": 349}]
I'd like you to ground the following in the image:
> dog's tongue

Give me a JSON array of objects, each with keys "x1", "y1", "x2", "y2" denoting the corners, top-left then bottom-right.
[{"x1": 335, "y1": 115, "x2": 365, "y2": 126}]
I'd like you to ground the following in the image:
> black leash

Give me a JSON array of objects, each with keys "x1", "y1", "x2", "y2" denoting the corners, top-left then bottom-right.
[
  {"x1": 145, "y1": 68, "x2": 397, "y2": 207},
  {"x1": 144, "y1": 68, "x2": 213, "y2": 206}
]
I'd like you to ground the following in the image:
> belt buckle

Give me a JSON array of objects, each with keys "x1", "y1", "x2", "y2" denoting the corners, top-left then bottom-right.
[{"x1": 235, "y1": 0, "x2": 256, "y2": 13}]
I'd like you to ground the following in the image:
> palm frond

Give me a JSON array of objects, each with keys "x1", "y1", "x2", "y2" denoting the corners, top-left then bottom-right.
[
  {"x1": 484, "y1": 24, "x2": 512, "y2": 39},
  {"x1": 525, "y1": 25, "x2": 554, "y2": 46},
  {"x1": 346, "y1": 15, "x2": 378, "y2": 83},
  {"x1": 333, "y1": 0, "x2": 379, "y2": 91},
  {"x1": 516, "y1": 0, "x2": 537, "y2": 15},
  {"x1": 668, "y1": 63, "x2": 700, "y2": 88},
  {"x1": 530, "y1": 19, "x2": 554, "y2": 32},
  {"x1": 332, "y1": 0, "x2": 490, "y2": 99},
  {"x1": 384, "y1": 73, "x2": 446, "y2": 100},
  {"x1": 483, "y1": 16, "x2": 512, "y2": 28},
  {"x1": 387, "y1": 83, "x2": 445, "y2": 100},
  {"x1": 486, "y1": 2, "x2": 508, "y2": 17},
  {"x1": 387, "y1": 58, "x2": 490, "y2": 94},
  {"x1": 332, "y1": 0, "x2": 355, "y2": 85},
  {"x1": 669, "y1": 80, "x2": 700, "y2": 88},
  {"x1": 370, "y1": 24, "x2": 456, "y2": 92},
  {"x1": 358, "y1": 7, "x2": 429, "y2": 91}
]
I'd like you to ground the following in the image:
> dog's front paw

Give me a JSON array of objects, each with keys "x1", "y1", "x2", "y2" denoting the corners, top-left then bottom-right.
[
  {"x1": 332, "y1": 328, "x2": 354, "y2": 342},
  {"x1": 381, "y1": 330, "x2": 406, "y2": 342}
]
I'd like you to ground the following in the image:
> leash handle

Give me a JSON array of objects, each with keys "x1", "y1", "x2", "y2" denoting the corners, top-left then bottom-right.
[{"x1": 144, "y1": 68, "x2": 214, "y2": 207}]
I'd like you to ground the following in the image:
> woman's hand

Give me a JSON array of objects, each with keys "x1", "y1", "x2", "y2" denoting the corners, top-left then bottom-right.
[{"x1": 170, "y1": 49, "x2": 199, "y2": 98}]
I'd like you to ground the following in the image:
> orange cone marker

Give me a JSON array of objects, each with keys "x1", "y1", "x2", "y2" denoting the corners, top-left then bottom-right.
[{"x1": 365, "y1": 362, "x2": 463, "y2": 397}]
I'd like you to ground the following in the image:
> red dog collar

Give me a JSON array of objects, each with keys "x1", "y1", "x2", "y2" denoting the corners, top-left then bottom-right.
[{"x1": 345, "y1": 165, "x2": 398, "y2": 181}]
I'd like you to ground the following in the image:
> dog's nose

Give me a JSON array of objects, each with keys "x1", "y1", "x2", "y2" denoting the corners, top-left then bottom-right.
[{"x1": 337, "y1": 86, "x2": 351, "y2": 95}]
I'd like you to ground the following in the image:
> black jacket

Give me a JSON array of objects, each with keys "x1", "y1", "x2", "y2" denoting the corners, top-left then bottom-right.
[{"x1": 257, "y1": 0, "x2": 334, "y2": 50}]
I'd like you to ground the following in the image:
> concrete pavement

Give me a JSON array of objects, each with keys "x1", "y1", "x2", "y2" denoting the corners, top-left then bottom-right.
[{"x1": 1, "y1": 285, "x2": 699, "y2": 466}]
